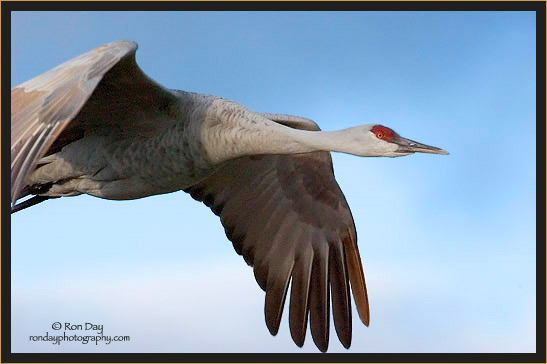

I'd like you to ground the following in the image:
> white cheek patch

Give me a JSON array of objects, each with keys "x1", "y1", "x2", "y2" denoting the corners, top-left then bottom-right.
[{"x1": 386, "y1": 142, "x2": 399, "y2": 153}]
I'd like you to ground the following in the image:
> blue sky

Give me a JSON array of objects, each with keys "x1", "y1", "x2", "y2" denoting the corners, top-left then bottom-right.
[{"x1": 11, "y1": 11, "x2": 536, "y2": 353}]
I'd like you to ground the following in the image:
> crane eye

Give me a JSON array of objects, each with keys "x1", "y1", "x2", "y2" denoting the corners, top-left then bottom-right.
[{"x1": 376, "y1": 132, "x2": 384, "y2": 139}]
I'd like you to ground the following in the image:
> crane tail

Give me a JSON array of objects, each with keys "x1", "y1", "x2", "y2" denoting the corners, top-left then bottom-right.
[
  {"x1": 11, "y1": 196, "x2": 57, "y2": 213},
  {"x1": 343, "y1": 228, "x2": 370, "y2": 326}
]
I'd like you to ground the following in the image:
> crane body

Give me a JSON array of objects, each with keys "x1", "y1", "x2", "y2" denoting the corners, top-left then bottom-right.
[{"x1": 11, "y1": 40, "x2": 447, "y2": 352}]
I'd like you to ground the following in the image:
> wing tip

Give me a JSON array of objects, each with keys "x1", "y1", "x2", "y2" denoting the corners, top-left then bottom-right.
[
  {"x1": 315, "y1": 339, "x2": 329, "y2": 353},
  {"x1": 266, "y1": 321, "x2": 280, "y2": 336},
  {"x1": 341, "y1": 339, "x2": 351, "y2": 349},
  {"x1": 103, "y1": 40, "x2": 138, "y2": 52},
  {"x1": 291, "y1": 334, "x2": 305, "y2": 348},
  {"x1": 343, "y1": 228, "x2": 370, "y2": 329},
  {"x1": 359, "y1": 309, "x2": 370, "y2": 327}
]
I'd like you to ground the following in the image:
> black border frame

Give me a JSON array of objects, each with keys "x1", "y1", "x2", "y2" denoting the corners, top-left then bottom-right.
[{"x1": 2, "y1": 1, "x2": 545, "y2": 363}]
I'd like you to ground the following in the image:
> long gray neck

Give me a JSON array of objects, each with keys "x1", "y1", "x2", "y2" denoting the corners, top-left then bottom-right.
[{"x1": 201, "y1": 104, "x2": 363, "y2": 163}]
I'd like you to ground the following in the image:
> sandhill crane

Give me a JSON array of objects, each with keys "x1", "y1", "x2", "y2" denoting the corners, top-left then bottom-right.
[{"x1": 11, "y1": 41, "x2": 448, "y2": 352}]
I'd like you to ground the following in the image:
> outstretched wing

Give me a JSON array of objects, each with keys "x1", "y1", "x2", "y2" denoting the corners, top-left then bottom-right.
[
  {"x1": 184, "y1": 115, "x2": 369, "y2": 352},
  {"x1": 11, "y1": 40, "x2": 178, "y2": 205}
]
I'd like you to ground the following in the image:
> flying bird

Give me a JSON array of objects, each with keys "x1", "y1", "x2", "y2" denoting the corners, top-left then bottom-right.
[{"x1": 11, "y1": 41, "x2": 448, "y2": 352}]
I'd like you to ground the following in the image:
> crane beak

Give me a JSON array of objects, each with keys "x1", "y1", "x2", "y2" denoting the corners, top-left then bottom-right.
[{"x1": 395, "y1": 137, "x2": 449, "y2": 155}]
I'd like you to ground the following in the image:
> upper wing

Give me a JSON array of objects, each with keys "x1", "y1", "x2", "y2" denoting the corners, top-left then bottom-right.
[
  {"x1": 184, "y1": 115, "x2": 369, "y2": 352},
  {"x1": 11, "y1": 40, "x2": 178, "y2": 205}
]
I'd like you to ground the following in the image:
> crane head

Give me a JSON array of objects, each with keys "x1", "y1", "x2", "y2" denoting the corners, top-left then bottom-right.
[{"x1": 362, "y1": 124, "x2": 449, "y2": 157}]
